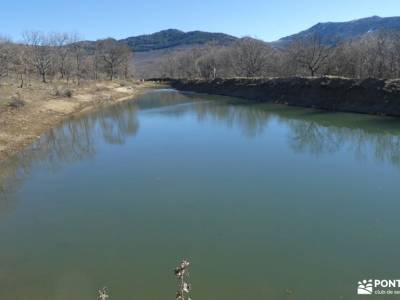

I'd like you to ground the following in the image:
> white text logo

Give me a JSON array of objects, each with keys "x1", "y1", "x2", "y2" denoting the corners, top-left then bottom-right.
[
  {"x1": 357, "y1": 279, "x2": 400, "y2": 296},
  {"x1": 358, "y1": 280, "x2": 373, "y2": 295}
]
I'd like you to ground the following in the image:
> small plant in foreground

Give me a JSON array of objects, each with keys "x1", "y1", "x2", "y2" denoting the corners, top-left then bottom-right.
[
  {"x1": 98, "y1": 287, "x2": 109, "y2": 300},
  {"x1": 174, "y1": 259, "x2": 191, "y2": 300}
]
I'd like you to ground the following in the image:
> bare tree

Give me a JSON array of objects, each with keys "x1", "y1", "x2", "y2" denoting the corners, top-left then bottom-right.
[
  {"x1": 374, "y1": 31, "x2": 388, "y2": 78},
  {"x1": 356, "y1": 30, "x2": 391, "y2": 78},
  {"x1": 196, "y1": 51, "x2": 218, "y2": 79},
  {"x1": 50, "y1": 32, "x2": 72, "y2": 80},
  {"x1": 121, "y1": 50, "x2": 134, "y2": 79},
  {"x1": 69, "y1": 33, "x2": 85, "y2": 85},
  {"x1": 159, "y1": 52, "x2": 179, "y2": 78},
  {"x1": 155, "y1": 29, "x2": 400, "y2": 80},
  {"x1": 326, "y1": 40, "x2": 360, "y2": 78},
  {"x1": 6, "y1": 27, "x2": 400, "y2": 85},
  {"x1": 287, "y1": 33, "x2": 333, "y2": 76},
  {"x1": 99, "y1": 39, "x2": 132, "y2": 80},
  {"x1": 10, "y1": 44, "x2": 31, "y2": 88},
  {"x1": 390, "y1": 31, "x2": 400, "y2": 78},
  {"x1": 175, "y1": 48, "x2": 203, "y2": 79},
  {"x1": 23, "y1": 31, "x2": 53, "y2": 83},
  {"x1": 92, "y1": 45, "x2": 101, "y2": 80},
  {"x1": 229, "y1": 37, "x2": 273, "y2": 77},
  {"x1": 0, "y1": 31, "x2": 140, "y2": 86},
  {"x1": 0, "y1": 36, "x2": 12, "y2": 79}
]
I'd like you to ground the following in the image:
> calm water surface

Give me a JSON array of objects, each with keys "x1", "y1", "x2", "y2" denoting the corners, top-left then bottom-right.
[{"x1": 1, "y1": 89, "x2": 400, "y2": 300}]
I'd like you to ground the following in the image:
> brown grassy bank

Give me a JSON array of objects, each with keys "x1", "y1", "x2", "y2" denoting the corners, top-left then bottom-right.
[
  {"x1": 0, "y1": 80, "x2": 151, "y2": 162},
  {"x1": 167, "y1": 77, "x2": 400, "y2": 117}
]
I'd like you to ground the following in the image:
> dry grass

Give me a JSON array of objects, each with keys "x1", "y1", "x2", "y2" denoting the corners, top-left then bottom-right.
[{"x1": 0, "y1": 79, "x2": 151, "y2": 162}]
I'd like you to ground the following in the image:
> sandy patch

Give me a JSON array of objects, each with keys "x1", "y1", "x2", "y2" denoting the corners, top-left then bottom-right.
[{"x1": 0, "y1": 80, "x2": 152, "y2": 162}]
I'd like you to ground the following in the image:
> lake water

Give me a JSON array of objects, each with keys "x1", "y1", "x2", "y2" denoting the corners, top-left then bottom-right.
[{"x1": 1, "y1": 89, "x2": 400, "y2": 300}]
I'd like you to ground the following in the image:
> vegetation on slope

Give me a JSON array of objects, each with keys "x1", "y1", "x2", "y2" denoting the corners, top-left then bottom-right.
[
  {"x1": 119, "y1": 29, "x2": 237, "y2": 52},
  {"x1": 273, "y1": 15, "x2": 400, "y2": 47}
]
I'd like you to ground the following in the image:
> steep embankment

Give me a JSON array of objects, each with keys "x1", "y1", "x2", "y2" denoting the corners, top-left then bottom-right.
[{"x1": 168, "y1": 77, "x2": 400, "y2": 117}]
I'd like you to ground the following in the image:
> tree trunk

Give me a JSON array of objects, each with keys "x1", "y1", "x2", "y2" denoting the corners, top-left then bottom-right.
[
  {"x1": 19, "y1": 73, "x2": 24, "y2": 88},
  {"x1": 110, "y1": 65, "x2": 114, "y2": 80}
]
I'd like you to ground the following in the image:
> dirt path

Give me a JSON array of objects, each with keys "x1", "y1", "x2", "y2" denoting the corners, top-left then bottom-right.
[{"x1": 0, "y1": 80, "x2": 152, "y2": 162}]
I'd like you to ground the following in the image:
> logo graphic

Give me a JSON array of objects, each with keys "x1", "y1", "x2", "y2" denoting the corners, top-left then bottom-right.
[{"x1": 358, "y1": 279, "x2": 373, "y2": 295}]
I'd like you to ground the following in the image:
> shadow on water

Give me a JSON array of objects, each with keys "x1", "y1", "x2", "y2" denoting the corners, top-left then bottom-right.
[{"x1": 2, "y1": 88, "x2": 400, "y2": 213}]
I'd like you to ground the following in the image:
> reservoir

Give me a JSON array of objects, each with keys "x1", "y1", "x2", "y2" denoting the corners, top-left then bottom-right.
[{"x1": 1, "y1": 89, "x2": 400, "y2": 299}]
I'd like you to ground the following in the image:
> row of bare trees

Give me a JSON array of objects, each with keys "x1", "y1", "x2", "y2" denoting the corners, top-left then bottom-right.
[
  {"x1": 157, "y1": 30, "x2": 400, "y2": 80},
  {"x1": 0, "y1": 31, "x2": 133, "y2": 87},
  {"x1": 157, "y1": 38, "x2": 274, "y2": 79}
]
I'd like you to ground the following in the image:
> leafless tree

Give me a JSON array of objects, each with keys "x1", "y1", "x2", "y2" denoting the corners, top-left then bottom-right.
[
  {"x1": 176, "y1": 48, "x2": 203, "y2": 79},
  {"x1": 0, "y1": 36, "x2": 13, "y2": 79},
  {"x1": 23, "y1": 31, "x2": 53, "y2": 83},
  {"x1": 92, "y1": 45, "x2": 101, "y2": 80},
  {"x1": 389, "y1": 31, "x2": 400, "y2": 78},
  {"x1": 229, "y1": 37, "x2": 273, "y2": 77},
  {"x1": 155, "y1": 30, "x2": 400, "y2": 80},
  {"x1": 0, "y1": 30, "x2": 139, "y2": 86},
  {"x1": 99, "y1": 39, "x2": 132, "y2": 80},
  {"x1": 10, "y1": 44, "x2": 31, "y2": 88},
  {"x1": 159, "y1": 52, "x2": 179, "y2": 78},
  {"x1": 287, "y1": 33, "x2": 334, "y2": 76},
  {"x1": 69, "y1": 33, "x2": 84, "y2": 85},
  {"x1": 122, "y1": 50, "x2": 134, "y2": 79},
  {"x1": 5, "y1": 27, "x2": 400, "y2": 85},
  {"x1": 196, "y1": 48, "x2": 219, "y2": 79},
  {"x1": 50, "y1": 32, "x2": 72, "y2": 79}
]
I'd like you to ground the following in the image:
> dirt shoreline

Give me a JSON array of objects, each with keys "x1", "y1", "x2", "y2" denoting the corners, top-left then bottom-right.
[
  {"x1": 166, "y1": 77, "x2": 400, "y2": 117},
  {"x1": 0, "y1": 80, "x2": 152, "y2": 162}
]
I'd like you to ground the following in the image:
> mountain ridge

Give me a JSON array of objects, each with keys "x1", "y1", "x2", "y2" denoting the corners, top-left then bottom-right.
[
  {"x1": 273, "y1": 15, "x2": 400, "y2": 46},
  {"x1": 119, "y1": 29, "x2": 238, "y2": 52},
  {"x1": 80, "y1": 16, "x2": 400, "y2": 53}
]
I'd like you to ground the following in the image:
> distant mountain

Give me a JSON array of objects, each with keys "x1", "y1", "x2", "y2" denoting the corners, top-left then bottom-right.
[
  {"x1": 77, "y1": 16, "x2": 400, "y2": 76},
  {"x1": 119, "y1": 29, "x2": 238, "y2": 52},
  {"x1": 273, "y1": 16, "x2": 400, "y2": 47}
]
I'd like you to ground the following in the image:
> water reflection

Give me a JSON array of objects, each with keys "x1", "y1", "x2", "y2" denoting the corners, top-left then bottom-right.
[
  {"x1": 139, "y1": 90, "x2": 273, "y2": 137},
  {"x1": 1, "y1": 89, "x2": 400, "y2": 300},
  {"x1": 145, "y1": 90, "x2": 400, "y2": 165},
  {"x1": 286, "y1": 119, "x2": 400, "y2": 165},
  {"x1": 287, "y1": 121, "x2": 344, "y2": 156},
  {"x1": 2, "y1": 89, "x2": 400, "y2": 210},
  {"x1": 0, "y1": 100, "x2": 139, "y2": 200}
]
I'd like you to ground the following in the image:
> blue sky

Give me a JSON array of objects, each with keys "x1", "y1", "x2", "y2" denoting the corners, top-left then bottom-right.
[{"x1": 1, "y1": 0, "x2": 400, "y2": 42}]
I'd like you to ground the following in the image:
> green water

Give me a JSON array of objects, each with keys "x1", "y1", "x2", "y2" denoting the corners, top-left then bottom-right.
[{"x1": 1, "y1": 89, "x2": 400, "y2": 300}]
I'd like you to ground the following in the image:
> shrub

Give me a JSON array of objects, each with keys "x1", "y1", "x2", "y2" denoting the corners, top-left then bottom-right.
[
  {"x1": 54, "y1": 87, "x2": 73, "y2": 98},
  {"x1": 8, "y1": 94, "x2": 25, "y2": 109},
  {"x1": 174, "y1": 259, "x2": 191, "y2": 300},
  {"x1": 98, "y1": 287, "x2": 109, "y2": 300},
  {"x1": 63, "y1": 89, "x2": 73, "y2": 98}
]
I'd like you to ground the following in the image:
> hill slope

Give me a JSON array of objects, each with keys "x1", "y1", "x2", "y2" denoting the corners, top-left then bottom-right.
[
  {"x1": 273, "y1": 16, "x2": 400, "y2": 46},
  {"x1": 119, "y1": 29, "x2": 237, "y2": 52}
]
